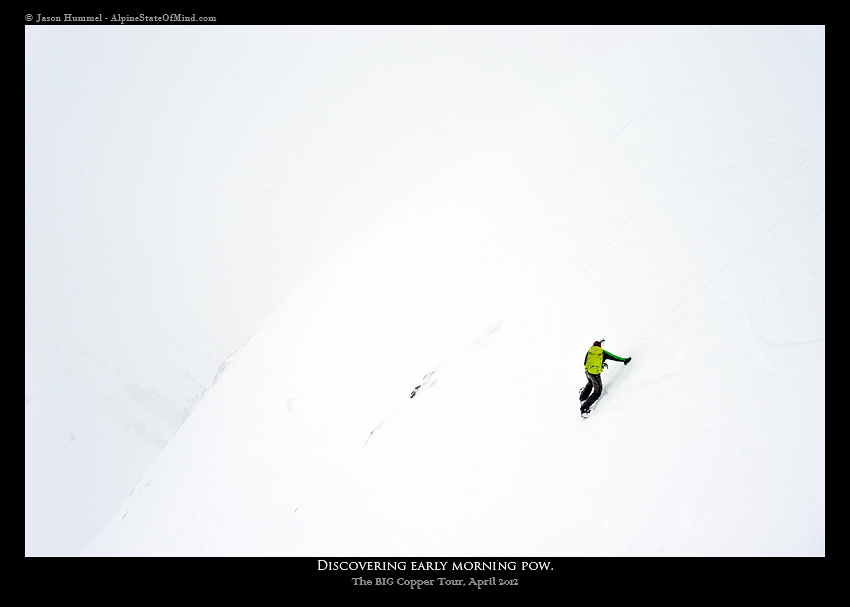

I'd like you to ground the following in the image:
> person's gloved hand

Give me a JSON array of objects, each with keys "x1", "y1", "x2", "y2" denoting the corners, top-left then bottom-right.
[{"x1": 624, "y1": 357, "x2": 632, "y2": 365}]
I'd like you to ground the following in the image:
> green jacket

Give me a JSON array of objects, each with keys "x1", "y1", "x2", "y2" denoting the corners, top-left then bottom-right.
[{"x1": 584, "y1": 347, "x2": 629, "y2": 374}]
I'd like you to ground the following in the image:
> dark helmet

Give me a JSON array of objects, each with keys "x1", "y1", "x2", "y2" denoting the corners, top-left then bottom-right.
[{"x1": 593, "y1": 339, "x2": 605, "y2": 347}]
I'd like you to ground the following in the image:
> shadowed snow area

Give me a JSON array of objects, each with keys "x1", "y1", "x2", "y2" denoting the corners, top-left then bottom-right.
[{"x1": 85, "y1": 27, "x2": 824, "y2": 556}]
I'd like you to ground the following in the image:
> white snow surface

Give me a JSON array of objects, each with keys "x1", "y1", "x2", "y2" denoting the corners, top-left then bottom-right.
[{"x1": 85, "y1": 27, "x2": 824, "y2": 556}]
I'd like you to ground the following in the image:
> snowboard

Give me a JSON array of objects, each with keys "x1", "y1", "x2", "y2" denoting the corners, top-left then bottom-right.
[{"x1": 579, "y1": 388, "x2": 591, "y2": 418}]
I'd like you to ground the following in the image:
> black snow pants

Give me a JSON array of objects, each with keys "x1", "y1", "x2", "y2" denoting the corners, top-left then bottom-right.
[{"x1": 580, "y1": 371, "x2": 603, "y2": 409}]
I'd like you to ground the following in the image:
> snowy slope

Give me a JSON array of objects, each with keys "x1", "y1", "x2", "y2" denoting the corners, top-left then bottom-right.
[
  {"x1": 85, "y1": 27, "x2": 825, "y2": 556},
  {"x1": 25, "y1": 25, "x2": 627, "y2": 557}
]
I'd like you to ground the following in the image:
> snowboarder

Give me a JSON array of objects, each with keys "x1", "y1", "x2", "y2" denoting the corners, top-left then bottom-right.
[{"x1": 579, "y1": 339, "x2": 631, "y2": 417}]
